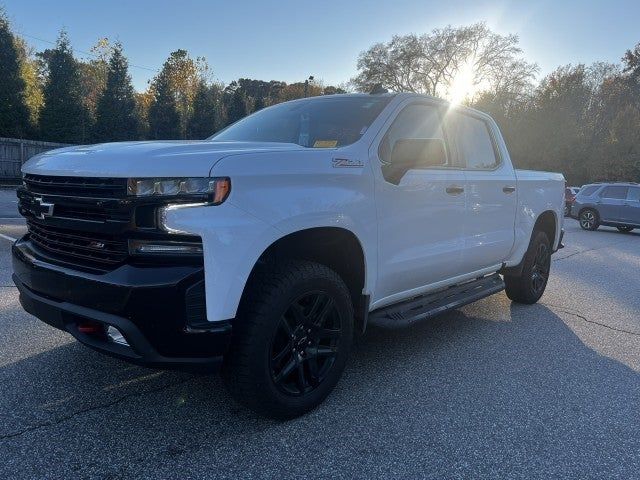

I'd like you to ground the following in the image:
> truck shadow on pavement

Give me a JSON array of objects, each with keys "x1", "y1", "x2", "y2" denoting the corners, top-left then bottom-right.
[{"x1": 1, "y1": 298, "x2": 639, "y2": 478}]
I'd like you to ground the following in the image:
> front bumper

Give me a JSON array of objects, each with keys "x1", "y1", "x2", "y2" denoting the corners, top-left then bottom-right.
[{"x1": 12, "y1": 238, "x2": 232, "y2": 371}]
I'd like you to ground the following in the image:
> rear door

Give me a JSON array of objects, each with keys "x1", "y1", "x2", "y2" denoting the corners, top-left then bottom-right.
[
  {"x1": 621, "y1": 186, "x2": 640, "y2": 225},
  {"x1": 597, "y1": 186, "x2": 628, "y2": 222},
  {"x1": 446, "y1": 110, "x2": 517, "y2": 273}
]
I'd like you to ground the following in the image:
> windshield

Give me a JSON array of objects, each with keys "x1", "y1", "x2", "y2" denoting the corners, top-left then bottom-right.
[{"x1": 209, "y1": 96, "x2": 393, "y2": 148}]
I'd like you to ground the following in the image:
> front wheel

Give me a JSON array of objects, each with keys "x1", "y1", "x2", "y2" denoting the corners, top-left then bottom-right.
[
  {"x1": 617, "y1": 226, "x2": 634, "y2": 233},
  {"x1": 223, "y1": 260, "x2": 354, "y2": 419},
  {"x1": 504, "y1": 231, "x2": 551, "y2": 304},
  {"x1": 579, "y1": 209, "x2": 599, "y2": 230}
]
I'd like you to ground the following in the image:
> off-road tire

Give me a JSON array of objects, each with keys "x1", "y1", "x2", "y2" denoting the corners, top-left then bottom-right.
[
  {"x1": 504, "y1": 230, "x2": 551, "y2": 304},
  {"x1": 223, "y1": 260, "x2": 354, "y2": 419}
]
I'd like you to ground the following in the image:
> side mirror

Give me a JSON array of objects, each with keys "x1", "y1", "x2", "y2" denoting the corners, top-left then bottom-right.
[{"x1": 385, "y1": 138, "x2": 447, "y2": 184}]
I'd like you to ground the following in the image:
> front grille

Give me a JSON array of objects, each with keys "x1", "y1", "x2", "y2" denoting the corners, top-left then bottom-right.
[
  {"x1": 27, "y1": 220, "x2": 128, "y2": 265},
  {"x1": 24, "y1": 174, "x2": 128, "y2": 198}
]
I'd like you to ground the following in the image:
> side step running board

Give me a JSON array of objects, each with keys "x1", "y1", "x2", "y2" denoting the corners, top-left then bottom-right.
[{"x1": 369, "y1": 274, "x2": 505, "y2": 329}]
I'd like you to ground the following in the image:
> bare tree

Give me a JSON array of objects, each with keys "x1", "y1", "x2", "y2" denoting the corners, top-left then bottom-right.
[{"x1": 352, "y1": 23, "x2": 537, "y2": 101}]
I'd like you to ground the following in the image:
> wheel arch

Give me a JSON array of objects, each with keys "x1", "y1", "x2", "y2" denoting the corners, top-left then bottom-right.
[{"x1": 240, "y1": 226, "x2": 370, "y2": 333}]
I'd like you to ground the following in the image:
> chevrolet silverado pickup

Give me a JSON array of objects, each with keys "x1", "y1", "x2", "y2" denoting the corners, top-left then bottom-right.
[{"x1": 13, "y1": 93, "x2": 565, "y2": 418}]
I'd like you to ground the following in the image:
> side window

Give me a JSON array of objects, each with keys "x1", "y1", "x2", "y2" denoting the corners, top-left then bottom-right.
[
  {"x1": 448, "y1": 112, "x2": 499, "y2": 169},
  {"x1": 580, "y1": 186, "x2": 598, "y2": 196},
  {"x1": 601, "y1": 186, "x2": 628, "y2": 199},
  {"x1": 379, "y1": 104, "x2": 447, "y2": 165},
  {"x1": 627, "y1": 187, "x2": 640, "y2": 202}
]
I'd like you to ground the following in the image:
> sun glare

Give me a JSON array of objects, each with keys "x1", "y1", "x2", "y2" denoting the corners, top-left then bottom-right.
[{"x1": 447, "y1": 57, "x2": 478, "y2": 105}]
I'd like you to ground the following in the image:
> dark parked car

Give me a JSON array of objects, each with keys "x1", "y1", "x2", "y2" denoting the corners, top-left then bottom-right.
[{"x1": 572, "y1": 182, "x2": 640, "y2": 231}]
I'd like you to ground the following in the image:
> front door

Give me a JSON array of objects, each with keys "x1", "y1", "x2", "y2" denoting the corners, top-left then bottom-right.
[{"x1": 372, "y1": 102, "x2": 467, "y2": 306}]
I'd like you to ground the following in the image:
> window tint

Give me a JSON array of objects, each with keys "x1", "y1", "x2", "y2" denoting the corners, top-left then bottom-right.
[
  {"x1": 379, "y1": 104, "x2": 446, "y2": 164},
  {"x1": 448, "y1": 112, "x2": 499, "y2": 169},
  {"x1": 579, "y1": 186, "x2": 598, "y2": 196},
  {"x1": 601, "y1": 186, "x2": 628, "y2": 199},
  {"x1": 627, "y1": 187, "x2": 640, "y2": 202}
]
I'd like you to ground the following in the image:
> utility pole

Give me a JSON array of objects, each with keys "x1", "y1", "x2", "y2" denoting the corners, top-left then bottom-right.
[{"x1": 304, "y1": 76, "x2": 314, "y2": 97}]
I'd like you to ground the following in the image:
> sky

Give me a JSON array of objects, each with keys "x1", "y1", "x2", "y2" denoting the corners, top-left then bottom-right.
[{"x1": 3, "y1": 0, "x2": 640, "y2": 91}]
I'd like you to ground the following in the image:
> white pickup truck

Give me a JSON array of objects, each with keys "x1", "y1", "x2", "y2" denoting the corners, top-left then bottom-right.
[{"x1": 13, "y1": 93, "x2": 564, "y2": 418}]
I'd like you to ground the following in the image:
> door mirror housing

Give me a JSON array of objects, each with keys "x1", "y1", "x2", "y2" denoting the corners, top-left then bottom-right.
[{"x1": 385, "y1": 138, "x2": 447, "y2": 184}]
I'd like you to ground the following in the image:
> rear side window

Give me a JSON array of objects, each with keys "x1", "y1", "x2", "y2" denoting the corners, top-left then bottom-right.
[
  {"x1": 627, "y1": 187, "x2": 640, "y2": 202},
  {"x1": 579, "y1": 186, "x2": 598, "y2": 196},
  {"x1": 601, "y1": 186, "x2": 629, "y2": 199},
  {"x1": 448, "y1": 112, "x2": 499, "y2": 169}
]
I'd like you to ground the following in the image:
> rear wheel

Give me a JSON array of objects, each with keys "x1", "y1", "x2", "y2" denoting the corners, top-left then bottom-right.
[
  {"x1": 579, "y1": 209, "x2": 599, "y2": 230},
  {"x1": 504, "y1": 231, "x2": 551, "y2": 304},
  {"x1": 223, "y1": 260, "x2": 353, "y2": 419},
  {"x1": 617, "y1": 226, "x2": 634, "y2": 233}
]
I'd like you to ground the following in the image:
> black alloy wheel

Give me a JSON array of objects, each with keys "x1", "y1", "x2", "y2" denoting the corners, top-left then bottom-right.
[
  {"x1": 269, "y1": 292, "x2": 342, "y2": 396},
  {"x1": 530, "y1": 242, "x2": 550, "y2": 297}
]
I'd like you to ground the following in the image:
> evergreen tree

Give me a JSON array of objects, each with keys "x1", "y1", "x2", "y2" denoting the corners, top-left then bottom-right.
[
  {"x1": 93, "y1": 43, "x2": 139, "y2": 142},
  {"x1": 148, "y1": 64, "x2": 181, "y2": 139},
  {"x1": 0, "y1": 10, "x2": 31, "y2": 138},
  {"x1": 186, "y1": 82, "x2": 219, "y2": 139},
  {"x1": 225, "y1": 88, "x2": 248, "y2": 125},
  {"x1": 39, "y1": 32, "x2": 91, "y2": 143}
]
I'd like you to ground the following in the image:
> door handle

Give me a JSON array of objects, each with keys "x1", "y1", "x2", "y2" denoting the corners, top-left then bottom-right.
[
  {"x1": 502, "y1": 185, "x2": 516, "y2": 194},
  {"x1": 445, "y1": 185, "x2": 464, "y2": 195}
]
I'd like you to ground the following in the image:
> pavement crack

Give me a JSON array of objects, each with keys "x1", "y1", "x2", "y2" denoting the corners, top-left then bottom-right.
[
  {"x1": 542, "y1": 302, "x2": 640, "y2": 337},
  {"x1": 0, "y1": 376, "x2": 194, "y2": 442},
  {"x1": 553, "y1": 240, "x2": 627, "y2": 262}
]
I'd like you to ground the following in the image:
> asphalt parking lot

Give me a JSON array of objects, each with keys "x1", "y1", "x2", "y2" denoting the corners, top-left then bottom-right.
[{"x1": 0, "y1": 187, "x2": 639, "y2": 479}]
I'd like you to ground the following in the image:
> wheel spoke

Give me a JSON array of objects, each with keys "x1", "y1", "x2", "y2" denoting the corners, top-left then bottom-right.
[
  {"x1": 296, "y1": 358, "x2": 309, "y2": 392},
  {"x1": 273, "y1": 357, "x2": 296, "y2": 384},
  {"x1": 279, "y1": 315, "x2": 294, "y2": 336},
  {"x1": 315, "y1": 297, "x2": 335, "y2": 326},
  {"x1": 311, "y1": 327, "x2": 341, "y2": 340},
  {"x1": 308, "y1": 345, "x2": 337, "y2": 359},
  {"x1": 272, "y1": 343, "x2": 292, "y2": 364},
  {"x1": 289, "y1": 303, "x2": 307, "y2": 326}
]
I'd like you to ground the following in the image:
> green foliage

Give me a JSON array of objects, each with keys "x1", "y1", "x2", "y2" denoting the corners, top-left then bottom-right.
[
  {"x1": 186, "y1": 81, "x2": 223, "y2": 139},
  {"x1": 93, "y1": 43, "x2": 139, "y2": 142},
  {"x1": 225, "y1": 87, "x2": 249, "y2": 125},
  {"x1": 0, "y1": 10, "x2": 31, "y2": 137},
  {"x1": 148, "y1": 66, "x2": 180, "y2": 139},
  {"x1": 38, "y1": 32, "x2": 91, "y2": 143}
]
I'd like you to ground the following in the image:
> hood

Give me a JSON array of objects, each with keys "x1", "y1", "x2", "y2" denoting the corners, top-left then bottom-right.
[{"x1": 22, "y1": 140, "x2": 304, "y2": 178}]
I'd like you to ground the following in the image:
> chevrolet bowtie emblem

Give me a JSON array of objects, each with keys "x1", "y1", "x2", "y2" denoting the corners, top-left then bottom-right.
[{"x1": 33, "y1": 197, "x2": 54, "y2": 219}]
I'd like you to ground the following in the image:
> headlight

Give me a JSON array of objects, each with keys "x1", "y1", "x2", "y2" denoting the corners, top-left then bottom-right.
[{"x1": 127, "y1": 177, "x2": 231, "y2": 204}]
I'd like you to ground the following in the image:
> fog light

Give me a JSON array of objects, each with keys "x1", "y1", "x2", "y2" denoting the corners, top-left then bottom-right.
[
  {"x1": 128, "y1": 239, "x2": 203, "y2": 256},
  {"x1": 107, "y1": 326, "x2": 129, "y2": 347}
]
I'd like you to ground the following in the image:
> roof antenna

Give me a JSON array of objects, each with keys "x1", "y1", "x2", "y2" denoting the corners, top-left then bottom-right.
[{"x1": 369, "y1": 84, "x2": 388, "y2": 94}]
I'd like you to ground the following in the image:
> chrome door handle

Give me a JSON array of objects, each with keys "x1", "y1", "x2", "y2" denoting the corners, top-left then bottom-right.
[
  {"x1": 445, "y1": 185, "x2": 464, "y2": 195},
  {"x1": 503, "y1": 185, "x2": 516, "y2": 194}
]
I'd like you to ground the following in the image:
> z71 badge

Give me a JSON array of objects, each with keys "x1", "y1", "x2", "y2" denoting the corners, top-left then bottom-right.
[{"x1": 332, "y1": 158, "x2": 364, "y2": 168}]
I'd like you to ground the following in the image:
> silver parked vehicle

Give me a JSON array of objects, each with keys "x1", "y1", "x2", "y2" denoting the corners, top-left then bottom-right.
[{"x1": 572, "y1": 182, "x2": 640, "y2": 232}]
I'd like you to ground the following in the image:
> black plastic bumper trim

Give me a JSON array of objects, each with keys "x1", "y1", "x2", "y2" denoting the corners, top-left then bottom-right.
[{"x1": 14, "y1": 273, "x2": 227, "y2": 371}]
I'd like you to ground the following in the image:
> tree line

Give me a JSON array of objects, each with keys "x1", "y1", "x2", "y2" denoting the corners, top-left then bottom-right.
[
  {"x1": 0, "y1": 11, "x2": 344, "y2": 145},
  {"x1": 1, "y1": 9, "x2": 639, "y2": 184}
]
